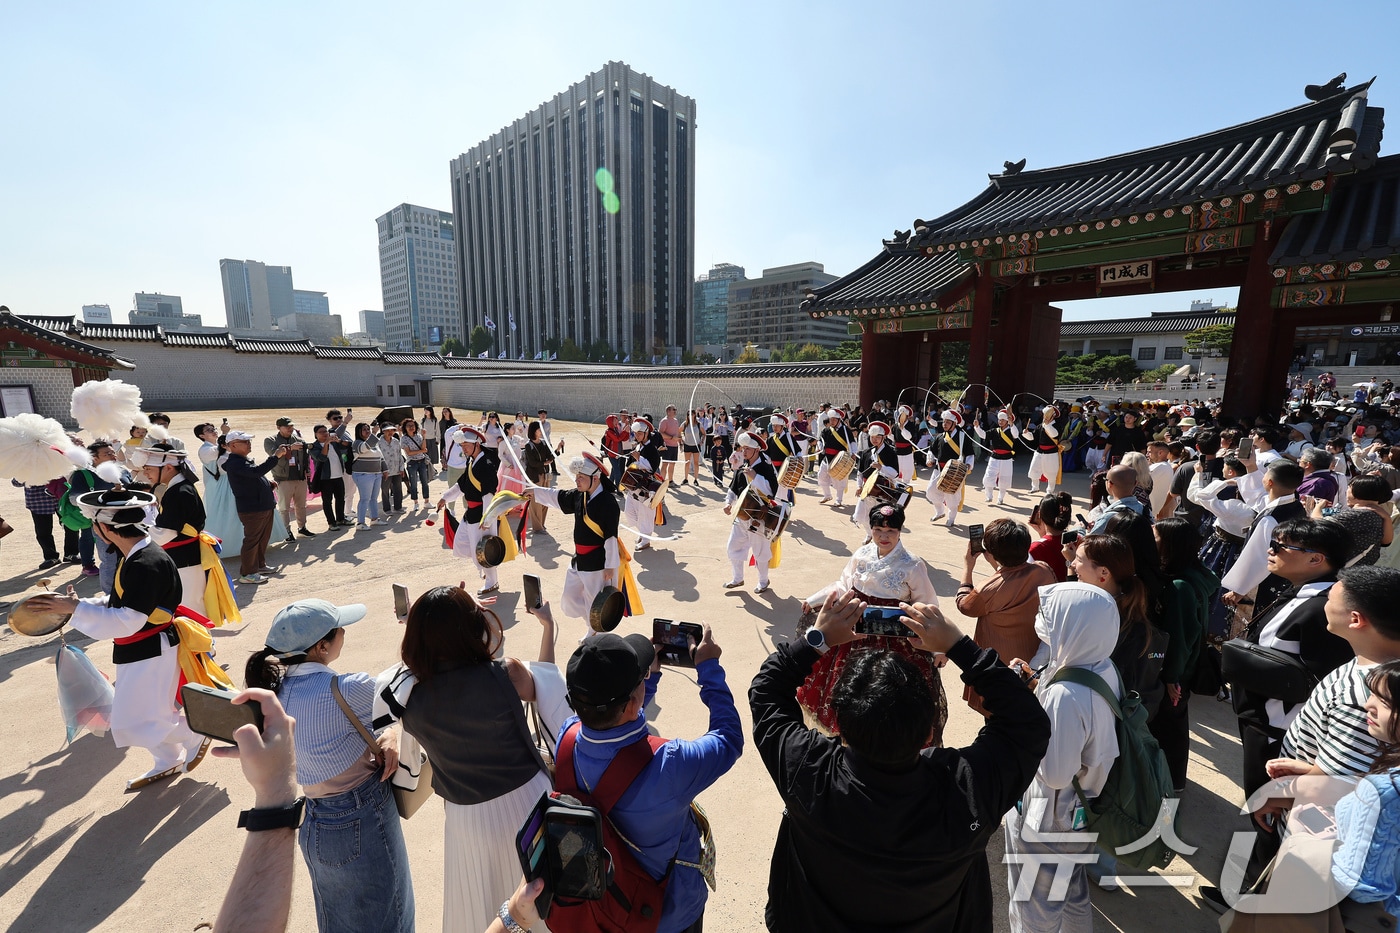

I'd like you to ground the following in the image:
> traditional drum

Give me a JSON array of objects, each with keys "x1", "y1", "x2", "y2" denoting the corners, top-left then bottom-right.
[
  {"x1": 619, "y1": 466, "x2": 663, "y2": 498},
  {"x1": 778, "y1": 456, "x2": 806, "y2": 489},
  {"x1": 936, "y1": 459, "x2": 971, "y2": 493},
  {"x1": 735, "y1": 491, "x2": 792, "y2": 541},
  {"x1": 827, "y1": 450, "x2": 855, "y2": 482},
  {"x1": 862, "y1": 473, "x2": 913, "y2": 508}
]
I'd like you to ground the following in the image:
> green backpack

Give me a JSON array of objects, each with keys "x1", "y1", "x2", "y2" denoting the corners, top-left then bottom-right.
[
  {"x1": 58, "y1": 471, "x2": 95, "y2": 531},
  {"x1": 1048, "y1": 666, "x2": 1178, "y2": 872}
]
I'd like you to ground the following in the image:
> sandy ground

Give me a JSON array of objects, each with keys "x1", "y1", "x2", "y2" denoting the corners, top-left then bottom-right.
[{"x1": 0, "y1": 406, "x2": 1243, "y2": 932}]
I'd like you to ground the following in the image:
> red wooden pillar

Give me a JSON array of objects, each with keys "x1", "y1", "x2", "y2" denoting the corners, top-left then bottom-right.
[
  {"x1": 1223, "y1": 220, "x2": 1287, "y2": 417},
  {"x1": 858, "y1": 326, "x2": 879, "y2": 409},
  {"x1": 967, "y1": 267, "x2": 994, "y2": 407}
]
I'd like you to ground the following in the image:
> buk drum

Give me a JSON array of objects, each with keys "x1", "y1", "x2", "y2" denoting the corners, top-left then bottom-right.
[
  {"x1": 735, "y1": 492, "x2": 792, "y2": 541},
  {"x1": 778, "y1": 457, "x2": 806, "y2": 489},
  {"x1": 475, "y1": 534, "x2": 507, "y2": 567},
  {"x1": 936, "y1": 459, "x2": 971, "y2": 493},
  {"x1": 619, "y1": 467, "x2": 662, "y2": 498},
  {"x1": 863, "y1": 473, "x2": 913, "y2": 508},
  {"x1": 827, "y1": 450, "x2": 855, "y2": 482}
]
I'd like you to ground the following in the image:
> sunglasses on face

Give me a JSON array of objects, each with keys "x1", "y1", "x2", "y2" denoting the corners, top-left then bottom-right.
[{"x1": 1269, "y1": 540, "x2": 1317, "y2": 554}]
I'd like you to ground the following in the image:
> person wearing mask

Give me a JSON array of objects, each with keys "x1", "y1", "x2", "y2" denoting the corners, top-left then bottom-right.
[
  {"x1": 751, "y1": 591, "x2": 1050, "y2": 933},
  {"x1": 265, "y1": 417, "x2": 315, "y2": 542},
  {"x1": 955, "y1": 518, "x2": 1058, "y2": 715},
  {"x1": 310, "y1": 424, "x2": 351, "y2": 529},
  {"x1": 1029, "y1": 491, "x2": 1075, "y2": 581},
  {"x1": 222, "y1": 430, "x2": 290, "y2": 584},
  {"x1": 1003, "y1": 583, "x2": 1122, "y2": 933},
  {"x1": 559, "y1": 625, "x2": 742, "y2": 933},
  {"x1": 243, "y1": 599, "x2": 414, "y2": 933},
  {"x1": 349, "y1": 422, "x2": 389, "y2": 528}
]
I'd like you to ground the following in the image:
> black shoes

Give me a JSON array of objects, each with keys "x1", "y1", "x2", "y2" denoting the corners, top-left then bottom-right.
[{"x1": 298, "y1": 527, "x2": 317, "y2": 537}]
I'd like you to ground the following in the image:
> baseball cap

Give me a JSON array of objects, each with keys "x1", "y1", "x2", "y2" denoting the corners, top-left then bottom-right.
[
  {"x1": 225, "y1": 429, "x2": 255, "y2": 443},
  {"x1": 566, "y1": 632, "x2": 655, "y2": 709},
  {"x1": 276, "y1": 417, "x2": 295, "y2": 427},
  {"x1": 266, "y1": 599, "x2": 367, "y2": 654}
]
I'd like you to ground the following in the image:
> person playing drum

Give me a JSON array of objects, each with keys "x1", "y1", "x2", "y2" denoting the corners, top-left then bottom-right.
[
  {"x1": 974, "y1": 408, "x2": 1020, "y2": 505},
  {"x1": 766, "y1": 413, "x2": 800, "y2": 505},
  {"x1": 621, "y1": 418, "x2": 664, "y2": 551},
  {"x1": 1027, "y1": 405, "x2": 1062, "y2": 495},
  {"x1": 435, "y1": 425, "x2": 502, "y2": 597},
  {"x1": 723, "y1": 430, "x2": 780, "y2": 593},
  {"x1": 817, "y1": 408, "x2": 856, "y2": 507},
  {"x1": 925, "y1": 410, "x2": 975, "y2": 528},
  {"x1": 853, "y1": 421, "x2": 900, "y2": 534},
  {"x1": 893, "y1": 404, "x2": 918, "y2": 481},
  {"x1": 795, "y1": 502, "x2": 947, "y2": 739},
  {"x1": 526, "y1": 452, "x2": 620, "y2": 632}
]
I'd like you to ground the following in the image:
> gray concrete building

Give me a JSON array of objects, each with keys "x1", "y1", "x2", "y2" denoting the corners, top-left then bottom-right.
[
  {"x1": 129, "y1": 292, "x2": 203, "y2": 330},
  {"x1": 82, "y1": 304, "x2": 113, "y2": 324},
  {"x1": 276, "y1": 312, "x2": 344, "y2": 344},
  {"x1": 293, "y1": 289, "x2": 330, "y2": 316},
  {"x1": 450, "y1": 61, "x2": 695, "y2": 361},
  {"x1": 693, "y1": 263, "x2": 744, "y2": 348},
  {"x1": 725, "y1": 263, "x2": 846, "y2": 349},
  {"x1": 220, "y1": 259, "x2": 295, "y2": 331},
  {"x1": 359, "y1": 309, "x2": 387, "y2": 343},
  {"x1": 376, "y1": 205, "x2": 460, "y2": 350}
]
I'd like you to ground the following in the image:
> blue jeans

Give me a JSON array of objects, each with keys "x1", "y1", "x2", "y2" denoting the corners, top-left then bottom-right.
[
  {"x1": 405, "y1": 459, "x2": 430, "y2": 500},
  {"x1": 353, "y1": 473, "x2": 382, "y2": 522},
  {"x1": 79, "y1": 526, "x2": 95, "y2": 566},
  {"x1": 300, "y1": 775, "x2": 415, "y2": 933},
  {"x1": 98, "y1": 537, "x2": 120, "y2": 591}
]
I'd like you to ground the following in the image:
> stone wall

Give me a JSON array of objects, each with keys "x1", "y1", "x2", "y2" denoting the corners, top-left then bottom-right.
[
  {"x1": 430, "y1": 362, "x2": 862, "y2": 422},
  {"x1": 0, "y1": 365, "x2": 77, "y2": 424}
]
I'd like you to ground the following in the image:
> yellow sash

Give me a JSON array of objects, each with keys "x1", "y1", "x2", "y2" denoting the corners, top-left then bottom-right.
[
  {"x1": 617, "y1": 540, "x2": 644, "y2": 615},
  {"x1": 467, "y1": 457, "x2": 483, "y2": 491},
  {"x1": 768, "y1": 535, "x2": 782, "y2": 569},
  {"x1": 583, "y1": 511, "x2": 605, "y2": 540},
  {"x1": 998, "y1": 429, "x2": 1014, "y2": 448},
  {"x1": 832, "y1": 429, "x2": 850, "y2": 451},
  {"x1": 172, "y1": 615, "x2": 235, "y2": 690},
  {"x1": 181, "y1": 523, "x2": 240, "y2": 627},
  {"x1": 773, "y1": 435, "x2": 791, "y2": 457},
  {"x1": 945, "y1": 433, "x2": 961, "y2": 458}
]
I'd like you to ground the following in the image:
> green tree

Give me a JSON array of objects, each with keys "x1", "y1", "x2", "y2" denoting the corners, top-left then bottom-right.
[
  {"x1": 794, "y1": 343, "x2": 825, "y2": 362},
  {"x1": 469, "y1": 325, "x2": 493, "y2": 356},
  {"x1": 440, "y1": 337, "x2": 467, "y2": 357},
  {"x1": 586, "y1": 340, "x2": 614, "y2": 363},
  {"x1": 735, "y1": 346, "x2": 761, "y2": 364},
  {"x1": 1056, "y1": 353, "x2": 1141, "y2": 386},
  {"x1": 680, "y1": 350, "x2": 700, "y2": 365},
  {"x1": 1184, "y1": 322, "x2": 1235, "y2": 358},
  {"x1": 329, "y1": 335, "x2": 351, "y2": 347},
  {"x1": 558, "y1": 338, "x2": 588, "y2": 362},
  {"x1": 828, "y1": 339, "x2": 863, "y2": 361},
  {"x1": 698, "y1": 352, "x2": 718, "y2": 365},
  {"x1": 543, "y1": 335, "x2": 562, "y2": 354}
]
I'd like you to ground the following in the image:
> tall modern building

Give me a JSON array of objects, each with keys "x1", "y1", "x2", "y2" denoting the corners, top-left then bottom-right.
[
  {"x1": 692, "y1": 263, "x2": 745, "y2": 347},
  {"x1": 293, "y1": 289, "x2": 330, "y2": 316},
  {"x1": 359, "y1": 309, "x2": 388, "y2": 343},
  {"x1": 129, "y1": 292, "x2": 202, "y2": 329},
  {"x1": 450, "y1": 61, "x2": 695, "y2": 361},
  {"x1": 725, "y1": 263, "x2": 847, "y2": 349},
  {"x1": 376, "y1": 205, "x2": 460, "y2": 350},
  {"x1": 82, "y1": 304, "x2": 113, "y2": 324},
  {"x1": 220, "y1": 259, "x2": 295, "y2": 331}
]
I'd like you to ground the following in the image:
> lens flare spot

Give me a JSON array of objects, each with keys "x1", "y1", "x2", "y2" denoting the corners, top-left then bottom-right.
[
  {"x1": 594, "y1": 167, "x2": 614, "y2": 194},
  {"x1": 603, "y1": 191, "x2": 621, "y2": 214}
]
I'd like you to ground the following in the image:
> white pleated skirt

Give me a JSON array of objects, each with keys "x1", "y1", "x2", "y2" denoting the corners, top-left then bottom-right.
[{"x1": 442, "y1": 769, "x2": 553, "y2": 933}]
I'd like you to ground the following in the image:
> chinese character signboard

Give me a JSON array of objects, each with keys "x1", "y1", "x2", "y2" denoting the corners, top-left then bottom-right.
[{"x1": 1099, "y1": 261, "x2": 1154, "y2": 286}]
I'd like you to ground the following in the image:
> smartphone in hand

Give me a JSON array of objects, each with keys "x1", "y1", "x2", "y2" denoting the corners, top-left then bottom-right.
[
  {"x1": 181, "y1": 684, "x2": 263, "y2": 743},
  {"x1": 854, "y1": 606, "x2": 915, "y2": 638},
  {"x1": 523, "y1": 574, "x2": 542, "y2": 610},
  {"x1": 653, "y1": 619, "x2": 703, "y2": 667},
  {"x1": 392, "y1": 583, "x2": 410, "y2": 619},
  {"x1": 968, "y1": 523, "x2": 985, "y2": 554}
]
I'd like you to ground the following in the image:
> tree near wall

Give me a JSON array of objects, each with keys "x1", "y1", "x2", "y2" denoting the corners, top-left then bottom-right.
[
  {"x1": 440, "y1": 337, "x2": 467, "y2": 357},
  {"x1": 735, "y1": 346, "x2": 761, "y2": 364},
  {"x1": 1184, "y1": 322, "x2": 1235, "y2": 358},
  {"x1": 469, "y1": 326, "x2": 493, "y2": 356}
]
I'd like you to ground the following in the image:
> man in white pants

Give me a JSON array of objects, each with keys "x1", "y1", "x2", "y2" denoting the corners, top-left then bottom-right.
[
  {"x1": 853, "y1": 422, "x2": 901, "y2": 534},
  {"x1": 722, "y1": 431, "x2": 780, "y2": 594},
  {"x1": 925, "y1": 411, "x2": 975, "y2": 527},
  {"x1": 975, "y1": 409, "x2": 1019, "y2": 504},
  {"x1": 893, "y1": 405, "x2": 918, "y2": 481},
  {"x1": 817, "y1": 409, "x2": 856, "y2": 506},
  {"x1": 1027, "y1": 406, "x2": 1063, "y2": 494},
  {"x1": 436, "y1": 425, "x2": 501, "y2": 596},
  {"x1": 526, "y1": 452, "x2": 619, "y2": 630}
]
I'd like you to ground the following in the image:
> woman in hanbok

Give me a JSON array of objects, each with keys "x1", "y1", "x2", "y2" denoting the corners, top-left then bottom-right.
[
  {"x1": 496, "y1": 421, "x2": 528, "y2": 496},
  {"x1": 198, "y1": 423, "x2": 287, "y2": 556},
  {"x1": 795, "y1": 502, "x2": 947, "y2": 740}
]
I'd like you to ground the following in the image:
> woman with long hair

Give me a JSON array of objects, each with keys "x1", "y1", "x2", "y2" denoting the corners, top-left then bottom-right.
[
  {"x1": 681, "y1": 409, "x2": 704, "y2": 486},
  {"x1": 244, "y1": 599, "x2": 414, "y2": 933},
  {"x1": 438, "y1": 408, "x2": 458, "y2": 467},
  {"x1": 350, "y1": 422, "x2": 387, "y2": 527},
  {"x1": 385, "y1": 587, "x2": 559, "y2": 932},
  {"x1": 1068, "y1": 533, "x2": 1165, "y2": 716},
  {"x1": 400, "y1": 418, "x2": 431, "y2": 508},
  {"x1": 420, "y1": 406, "x2": 440, "y2": 467},
  {"x1": 522, "y1": 420, "x2": 556, "y2": 533},
  {"x1": 1152, "y1": 517, "x2": 1218, "y2": 794},
  {"x1": 1029, "y1": 491, "x2": 1074, "y2": 582},
  {"x1": 709, "y1": 408, "x2": 734, "y2": 487}
]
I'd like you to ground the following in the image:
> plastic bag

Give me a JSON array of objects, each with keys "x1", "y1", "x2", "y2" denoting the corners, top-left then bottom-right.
[{"x1": 55, "y1": 644, "x2": 115, "y2": 743}]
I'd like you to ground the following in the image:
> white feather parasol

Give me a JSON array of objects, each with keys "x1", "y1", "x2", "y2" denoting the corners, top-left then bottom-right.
[
  {"x1": 0, "y1": 414, "x2": 91, "y2": 485},
  {"x1": 70, "y1": 379, "x2": 145, "y2": 440}
]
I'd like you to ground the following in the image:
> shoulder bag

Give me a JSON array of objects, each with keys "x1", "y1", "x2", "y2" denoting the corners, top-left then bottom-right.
[{"x1": 331, "y1": 676, "x2": 435, "y2": 819}]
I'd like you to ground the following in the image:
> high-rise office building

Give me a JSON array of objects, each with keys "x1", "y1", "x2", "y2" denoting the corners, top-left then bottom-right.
[
  {"x1": 725, "y1": 262, "x2": 848, "y2": 349},
  {"x1": 82, "y1": 304, "x2": 113, "y2": 324},
  {"x1": 220, "y1": 259, "x2": 295, "y2": 331},
  {"x1": 359, "y1": 310, "x2": 387, "y2": 343},
  {"x1": 450, "y1": 61, "x2": 695, "y2": 361},
  {"x1": 293, "y1": 289, "x2": 330, "y2": 316},
  {"x1": 129, "y1": 292, "x2": 203, "y2": 329},
  {"x1": 692, "y1": 263, "x2": 745, "y2": 347},
  {"x1": 376, "y1": 204, "x2": 460, "y2": 350}
]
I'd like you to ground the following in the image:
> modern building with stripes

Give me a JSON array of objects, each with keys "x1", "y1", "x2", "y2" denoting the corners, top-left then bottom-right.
[{"x1": 450, "y1": 61, "x2": 695, "y2": 361}]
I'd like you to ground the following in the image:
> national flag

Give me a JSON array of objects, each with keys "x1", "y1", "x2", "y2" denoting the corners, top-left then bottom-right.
[
  {"x1": 508, "y1": 313, "x2": 516, "y2": 332},
  {"x1": 478, "y1": 351, "x2": 488, "y2": 359},
  {"x1": 518, "y1": 353, "x2": 525, "y2": 360},
  {"x1": 484, "y1": 316, "x2": 497, "y2": 331},
  {"x1": 623, "y1": 354, "x2": 630, "y2": 363},
  {"x1": 533, "y1": 350, "x2": 543, "y2": 360},
  {"x1": 498, "y1": 351, "x2": 507, "y2": 359},
  {"x1": 549, "y1": 352, "x2": 557, "y2": 360}
]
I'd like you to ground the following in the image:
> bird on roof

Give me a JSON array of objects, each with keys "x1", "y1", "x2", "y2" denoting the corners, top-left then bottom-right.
[{"x1": 1305, "y1": 73, "x2": 1346, "y2": 101}]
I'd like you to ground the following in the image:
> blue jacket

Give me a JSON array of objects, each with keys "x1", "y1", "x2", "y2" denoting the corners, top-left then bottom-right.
[
  {"x1": 558, "y1": 660, "x2": 743, "y2": 932},
  {"x1": 1334, "y1": 772, "x2": 1400, "y2": 915},
  {"x1": 222, "y1": 453, "x2": 278, "y2": 513}
]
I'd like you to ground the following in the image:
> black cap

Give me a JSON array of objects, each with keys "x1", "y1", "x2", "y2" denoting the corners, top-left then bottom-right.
[
  {"x1": 566, "y1": 633, "x2": 655, "y2": 709},
  {"x1": 276, "y1": 417, "x2": 294, "y2": 427}
]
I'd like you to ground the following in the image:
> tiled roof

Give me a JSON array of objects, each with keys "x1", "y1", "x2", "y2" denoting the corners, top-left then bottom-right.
[
  {"x1": 22, "y1": 315, "x2": 78, "y2": 333},
  {"x1": 163, "y1": 331, "x2": 235, "y2": 349},
  {"x1": 233, "y1": 337, "x2": 314, "y2": 354},
  {"x1": 383, "y1": 351, "x2": 444, "y2": 365},
  {"x1": 70, "y1": 322, "x2": 163, "y2": 342},
  {"x1": 803, "y1": 250, "x2": 968, "y2": 315},
  {"x1": 909, "y1": 80, "x2": 1384, "y2": 249},
  {"x1": 312, "y1": 346, "x2": 384, "y2": 360},
  {"x1": 1271, "y1": 152, "x2": 1400, "y2": 264},
  {"x1": 1059, "y1": 310, "x2": 1236, "y2": 338},
  {"x1": 437, "y1": 360, "x2": 862, "y2": 381},
  {"x1": 1, "y1": 311, "x2": 135, "y2": 369}
]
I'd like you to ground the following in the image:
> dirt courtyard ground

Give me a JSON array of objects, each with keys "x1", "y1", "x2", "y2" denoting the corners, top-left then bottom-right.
[{"x1": 0, "y1": 405, "x2": 1243, "y2": 932}]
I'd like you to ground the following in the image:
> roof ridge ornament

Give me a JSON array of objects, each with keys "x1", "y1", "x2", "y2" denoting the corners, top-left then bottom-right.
[
  {"x1": 1304, "y1": 73, "x2": 1347, "y2": 102},
  {"x1": 990, "y1": 158, "x2": 1027, "y2": 181}
]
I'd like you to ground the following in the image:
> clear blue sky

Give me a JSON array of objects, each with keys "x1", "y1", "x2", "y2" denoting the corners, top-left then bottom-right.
[{"x1": 3, "y1": 1, "x2": 1396, "y2": 327}]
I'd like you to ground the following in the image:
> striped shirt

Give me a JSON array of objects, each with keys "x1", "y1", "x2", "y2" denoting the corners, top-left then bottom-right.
[
  {"x1": 279, "y1": 664, "x2": 377, "y2": 787},
  {"x1": 1282, "y1": 659, "x2": 1380, "y2": 777}
]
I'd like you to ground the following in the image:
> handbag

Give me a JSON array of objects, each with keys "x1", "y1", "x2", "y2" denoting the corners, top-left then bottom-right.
[
  {"x1": 424, "y1": 459, "x2": 439, "y2": 482},
  {"x1": 331, "y1": 676, "x2": 435, "y2": 819},
  {"x1": 0, "y1": 516, "x2": 13, "y2": 539},
  {"x1": 1221, "y1": 638, "x2": 1321, "y2": 704}
]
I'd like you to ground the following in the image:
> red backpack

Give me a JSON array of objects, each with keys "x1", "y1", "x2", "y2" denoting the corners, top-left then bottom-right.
[{"x1": 548, "y1": 723, "x2": 670, "y2": 933}]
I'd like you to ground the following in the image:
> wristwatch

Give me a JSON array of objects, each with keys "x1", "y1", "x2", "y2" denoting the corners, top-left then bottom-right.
[
  {"x1": 804, "y1": 627, "x2": 828, "y2": 653},
  {"x1": 498, "y1": 900, "x2": 529, "y2": 933},
  {"x1": 237, "y1": 797, "x2": 306, "y2": 831}
]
